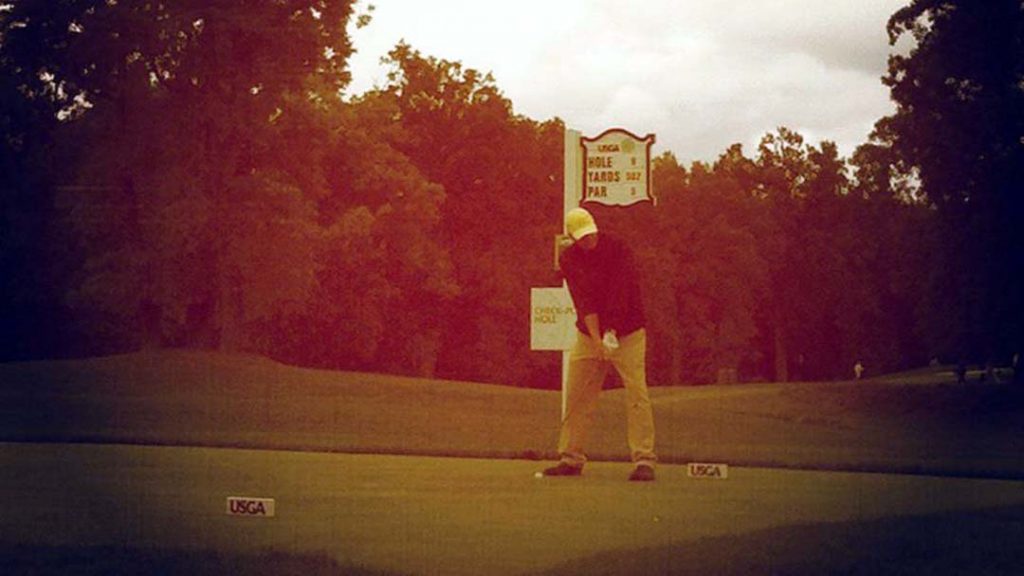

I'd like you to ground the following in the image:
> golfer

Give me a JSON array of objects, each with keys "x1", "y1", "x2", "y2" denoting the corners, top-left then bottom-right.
[{"x1": 543, "y1": 207, "x2": 657, "y2": 482}]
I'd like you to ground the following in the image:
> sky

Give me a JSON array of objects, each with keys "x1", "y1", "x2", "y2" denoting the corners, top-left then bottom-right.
[{"x1": 344, "y1": 0, "x2": 908, "y2": 164}]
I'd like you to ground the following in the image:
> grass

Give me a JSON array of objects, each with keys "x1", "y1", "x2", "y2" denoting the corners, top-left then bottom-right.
[
  {"x1": 0, "y1": 544, "x2": 398, "y2": 576},
  {"x1": 5, "y1": 444, "x2": 1024, "y2": 576},
  {"x1": 535, "y1": 505, "x2": 1024, "y2": 575},
  {"x1": 2, "y1": 349, "x2": 1022, "y2": 478},
  {"x1": 3, "y1": 352, "x2": 1023, "y2": 575}
]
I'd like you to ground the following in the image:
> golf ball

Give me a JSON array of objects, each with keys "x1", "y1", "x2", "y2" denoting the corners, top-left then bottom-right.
[{"x1": 534, "y1": 472, "x2": 544, "y2": 479}]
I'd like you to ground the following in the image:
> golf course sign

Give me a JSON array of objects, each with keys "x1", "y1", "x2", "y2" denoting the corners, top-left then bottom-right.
[{"x1": 580, "y1": 128, "x2": 655, "y2": 206}]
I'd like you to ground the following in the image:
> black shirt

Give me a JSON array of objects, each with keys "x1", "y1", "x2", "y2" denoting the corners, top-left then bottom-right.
[{"x1": 560, "y1": 233, "x2": 646, "y2": 336}]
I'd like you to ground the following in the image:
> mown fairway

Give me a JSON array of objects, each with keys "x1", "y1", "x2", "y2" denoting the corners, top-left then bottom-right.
[
  {"x1": 2, "y1": 351, "x2": 1023, "y2": 574},
  {"x1": 3, "y1": 443, "x2": 1024, "y2": 575}
]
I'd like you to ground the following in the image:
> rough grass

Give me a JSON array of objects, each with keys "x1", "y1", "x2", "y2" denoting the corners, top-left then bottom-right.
[{"x1": 2, "y1": 350, "x2": 1022, "y2": 478}]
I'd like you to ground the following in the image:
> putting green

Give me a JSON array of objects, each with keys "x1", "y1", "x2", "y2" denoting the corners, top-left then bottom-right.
[{"x1": 3, "y1": 442, "x2": 1023, "y2": 575}]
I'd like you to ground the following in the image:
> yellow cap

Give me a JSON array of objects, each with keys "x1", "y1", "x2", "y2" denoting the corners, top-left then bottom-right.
[{"x1": 566, "y1": 207, "x2": 598, "y2": 240}]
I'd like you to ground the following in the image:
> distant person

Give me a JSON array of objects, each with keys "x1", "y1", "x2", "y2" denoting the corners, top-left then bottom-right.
[
  {"x1": 1013, "y1": 352, "x2": 1020, "y2": 385},
  {"x1": 542, "y1": 207, "x2": 657, "y2": 482},
  {"x1": 984, "y1": 360, "x2": 997, "y2": 384},
  {"x1": 854, "y1": 361, "x2": 864, "y2": 380},
  {"x1": 955, "y1": 360, "x2": 967, "y2": 385}
]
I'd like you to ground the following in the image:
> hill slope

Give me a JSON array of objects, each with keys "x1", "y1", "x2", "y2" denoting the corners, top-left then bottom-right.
[{"x1": 2, "y1": 350, "x2": 1022, "y2": 477}]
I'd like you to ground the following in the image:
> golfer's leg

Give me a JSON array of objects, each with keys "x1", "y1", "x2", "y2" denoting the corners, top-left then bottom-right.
[
  {"x1": 557, "y1": 334, "x2": 607, "y2": 468},
  {"x1": 613, "y1": 329, "x2": 656, "y2": 466}
]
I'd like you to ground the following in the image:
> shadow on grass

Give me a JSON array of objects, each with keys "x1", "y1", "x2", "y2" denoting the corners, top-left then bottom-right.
[
  {"x1": 534, "y1": 505, "x2": 1024, "y2": 576},
  {"x1": 1, "y1": 545, "x2": 405, "y2": 576}
]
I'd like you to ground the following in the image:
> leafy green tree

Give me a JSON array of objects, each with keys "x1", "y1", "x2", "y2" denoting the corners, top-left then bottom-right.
[
  {"x1": 1, "y1": 4, "x2": 87, "y2": 358},
  {"x1": 639, "y1": 153, "x2": 689, "y2": 385},
  {"x1": 632, "y1": 149, "x2": 765, "y2": 384},
  {"x1": 753, "y1": 128, "x2": 814, "y2": 380},
  {"x1": 313, "y1": 93, "x2": 457, "y2": 375},
  {"x1": 375, "y1": 43, "x2": 562, "y2": 384},
  {"x1": 849, "y1": 141, "x2": 944, "y2": 371},
  {"x1": 2, "y1": 0, "x2": 358, "y2": 353},
  {"x1": 752, "y1": 128, "x2": 870, "y2": 380},
  {"x1": 880, "y1": 0, "x2": 1024, "y2": 363}
]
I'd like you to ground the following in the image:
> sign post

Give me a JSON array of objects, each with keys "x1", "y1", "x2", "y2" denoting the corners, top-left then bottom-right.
[{"x1": 561, "y1": 129, "x2": 583, "y2": 417}]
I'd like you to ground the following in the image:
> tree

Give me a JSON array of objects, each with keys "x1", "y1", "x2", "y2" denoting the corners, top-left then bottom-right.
[
  {"x1": 375, "y1": 43, "x2": 562, "y2": 385},
  {"x1": 317, "y1": 93, "x2": 457, "y2": 376},
  {"x1": 636, "y1": 149, "x2": 765, "y2": 384},
  {"x1": 2, "y1": 0, "x2": 358, "y2": 353},
  {"x1": 849, "y1": 141, "x2": 944, "y2": 370},
  {"x1": 753, "y1": 128, "x2": 817, "y2": 381},
  {"x1": 752, "y1": 128, "x2": 873, "y2": 380},
  {"x1": 880, "y1": 0, "x2": 1024, "y2": 363},
  {"x1": 1, "y1": 3, "x2": 92, "y2": 358}
]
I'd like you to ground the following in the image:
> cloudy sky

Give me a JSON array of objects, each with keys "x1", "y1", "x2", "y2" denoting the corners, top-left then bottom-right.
[{"x1": 344, "y1": 0, "x2": 907, "y2": 163}]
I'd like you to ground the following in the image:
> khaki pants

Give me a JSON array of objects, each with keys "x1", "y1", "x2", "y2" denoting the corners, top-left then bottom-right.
[{"x1": 558, "y1": 328, "x2": 656, "y2": 468}]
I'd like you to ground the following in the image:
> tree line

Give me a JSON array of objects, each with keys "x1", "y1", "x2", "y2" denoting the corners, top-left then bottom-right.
[{"x1": 2, "y1": 0, "x2": 1020, "y2": 386}]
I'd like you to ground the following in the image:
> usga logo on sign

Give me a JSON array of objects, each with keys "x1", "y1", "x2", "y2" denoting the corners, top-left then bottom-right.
[
  {"x1": 687, "y1": 463, "x2": 729, "y2": 479},
  {"x1": 226, "y1": 496, "x2": 276, "y2": 518}
]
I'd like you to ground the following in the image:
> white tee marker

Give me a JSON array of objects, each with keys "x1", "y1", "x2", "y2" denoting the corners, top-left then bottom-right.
[{"x1": 687, "y1": 463, "x2": 729, "y2": 479}]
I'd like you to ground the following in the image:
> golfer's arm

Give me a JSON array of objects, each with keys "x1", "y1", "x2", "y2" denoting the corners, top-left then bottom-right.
[
  {"x1": 583, "y1": 313, "x2": 602, "y2": 347},
  {"x1": 562, "y1": 259, "x2": 602, "y2": 348}
]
